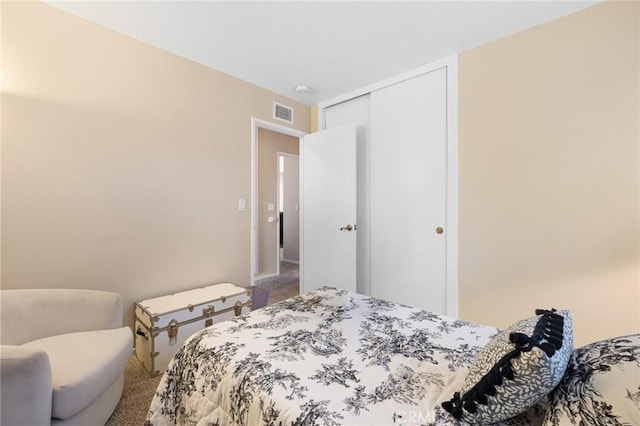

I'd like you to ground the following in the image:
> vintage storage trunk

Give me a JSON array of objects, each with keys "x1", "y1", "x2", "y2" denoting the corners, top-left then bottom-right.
[{"x1": 134, "y1": 282, "x2": 251, "y2": 376}]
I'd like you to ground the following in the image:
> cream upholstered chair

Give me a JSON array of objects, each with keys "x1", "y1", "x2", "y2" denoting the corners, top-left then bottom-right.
[{"x1": 0, "y1": 289, "x2": 132, "y2": 426}]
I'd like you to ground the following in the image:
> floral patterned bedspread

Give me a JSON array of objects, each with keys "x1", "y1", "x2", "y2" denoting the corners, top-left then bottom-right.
[{"x1": 146, "y1": 287, "x2": 540, "y2": 425}]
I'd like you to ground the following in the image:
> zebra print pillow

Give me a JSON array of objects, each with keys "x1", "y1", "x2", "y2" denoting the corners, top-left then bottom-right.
[
  {"x1": 442, "y1": 309, "x2": 573, "y2": 423},
  {"x1": 543, "y1": 334, "x2": 640, "y2": 426}
]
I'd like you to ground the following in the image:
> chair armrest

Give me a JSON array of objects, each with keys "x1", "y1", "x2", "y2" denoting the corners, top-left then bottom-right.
[{"x1": 0, "y1": 345, "x2": 52, "y2": 426}]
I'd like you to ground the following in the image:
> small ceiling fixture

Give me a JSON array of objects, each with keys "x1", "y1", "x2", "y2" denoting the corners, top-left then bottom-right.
[{"x1": 295, "y1": 85, "x2": 310, "y2": 94}]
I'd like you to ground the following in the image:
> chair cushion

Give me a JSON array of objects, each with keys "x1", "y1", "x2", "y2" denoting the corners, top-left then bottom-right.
[{"x1": 23, "y1": 327, "x2": 132, "y2": 420}]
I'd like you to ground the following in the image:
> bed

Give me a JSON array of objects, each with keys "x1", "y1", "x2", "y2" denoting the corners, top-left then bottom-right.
[{"x1": 145, "y1": 287, "x2": 639, "y2": 426}]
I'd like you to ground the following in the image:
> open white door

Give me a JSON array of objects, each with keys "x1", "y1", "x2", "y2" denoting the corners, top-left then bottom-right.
[{"x1": 300, "y1": 125, "x2": 357, "y2": 293}]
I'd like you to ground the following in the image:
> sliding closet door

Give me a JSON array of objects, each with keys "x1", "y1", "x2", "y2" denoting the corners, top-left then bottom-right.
[{"x1": 370, "y1": 68, "x2": 448, "y2": 314}]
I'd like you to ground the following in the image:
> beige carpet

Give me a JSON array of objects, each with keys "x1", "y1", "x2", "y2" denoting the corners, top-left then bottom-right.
[
  {"x1": 254, "y1": 260, "x2": 300, "y2": 304},
  {"x1": 106, "y1": 265, "x2": 299, "y2": 425},
  {"x1": 106, "y1": 355, "x2": 161, "y2": 426}
]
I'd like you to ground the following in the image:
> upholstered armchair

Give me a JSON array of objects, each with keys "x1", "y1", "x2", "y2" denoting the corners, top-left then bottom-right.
[{"x1": 0, "y1": 289, "x2": 132, "y2": 426}]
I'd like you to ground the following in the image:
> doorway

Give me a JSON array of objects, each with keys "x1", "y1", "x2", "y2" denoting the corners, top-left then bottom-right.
[
  {"x1": 250, "y1": 118, "x2": 305, "y2": 291},
  {"x1": 278, "y1": 153, "x2": 299, "y2": 264}
]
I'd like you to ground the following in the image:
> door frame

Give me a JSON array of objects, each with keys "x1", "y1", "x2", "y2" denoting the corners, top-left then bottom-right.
[
  {"x1": 315, "y1": 55, "x2": 459, "y2": 317},
  {"x1": 250, "y1": 117, "x2": 306, "y2": 285}
]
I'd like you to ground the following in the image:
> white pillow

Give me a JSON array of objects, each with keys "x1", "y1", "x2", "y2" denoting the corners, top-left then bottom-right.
[{"x1": 543, "y1": 334, "x2": 640, "y2": 426}]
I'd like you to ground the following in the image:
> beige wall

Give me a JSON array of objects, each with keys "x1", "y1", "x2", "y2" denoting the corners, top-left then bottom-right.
[
  {"x1": 459, "y1": 1, "x2": 639, "y2": 346},
  {"x1": 310, "y1": 105, "x2": 318, "y2": 133},
  {"x1": 282, "y1": 155, "x2": 300, "y2": 262},
  {"x1": 256, "y1": 128, "x2": 298, "y2": 275},
  {"x1": 1, "y1": 2, "x2": 310, "y2": 328},
  {"x1": 3, "y1": 1, "x2": 638, "y2": 346}
]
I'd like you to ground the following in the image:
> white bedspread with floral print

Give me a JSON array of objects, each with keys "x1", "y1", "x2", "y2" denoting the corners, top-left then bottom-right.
[{"x1": 146, "y1": 287, "x2": 544, "y2": 426}]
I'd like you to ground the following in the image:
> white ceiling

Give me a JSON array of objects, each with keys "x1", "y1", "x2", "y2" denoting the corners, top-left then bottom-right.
[{"x1": 48, "y1": 1, "x2": 600, "y2": 106}]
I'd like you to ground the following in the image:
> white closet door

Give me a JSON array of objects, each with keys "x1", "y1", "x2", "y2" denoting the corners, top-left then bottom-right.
[
  {"x1": 370, "y1": 68, "x2": 448, "y2": 314},
  {"x1": 325, "y1": 95, "x2": 371, "y2": 296}
]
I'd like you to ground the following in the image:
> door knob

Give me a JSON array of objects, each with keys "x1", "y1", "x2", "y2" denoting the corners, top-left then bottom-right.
[
  {"x1": 340, "y1": 224, "x2": 355, "y2": 231},
  {"x1": 436, "y1": 226, "x2": 444, "y2": 234}
]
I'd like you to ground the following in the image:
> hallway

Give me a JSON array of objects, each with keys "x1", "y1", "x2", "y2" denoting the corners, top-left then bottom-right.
[{"x1": 254, "y1": 260, "x2": 299, "y2": 305}]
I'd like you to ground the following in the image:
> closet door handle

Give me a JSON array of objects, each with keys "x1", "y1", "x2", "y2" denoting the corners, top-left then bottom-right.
[{"x1": 340, "y1": 224, "x2": 355, "y2": 231}]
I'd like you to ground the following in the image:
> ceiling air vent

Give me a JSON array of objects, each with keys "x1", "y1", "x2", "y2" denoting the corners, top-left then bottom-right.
[{"x1": 274, "y1": 102, "x2": 294, "y2": 124}]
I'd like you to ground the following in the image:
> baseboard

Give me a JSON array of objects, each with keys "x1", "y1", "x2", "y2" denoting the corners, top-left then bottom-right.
[{"x1": 255, "y1": 272, "x2": 279, "y2": 280}]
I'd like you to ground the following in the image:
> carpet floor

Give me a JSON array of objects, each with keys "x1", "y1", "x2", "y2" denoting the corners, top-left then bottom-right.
[
  {"x1": 106, "y1": 263, "x2": 299, "y2": 425},
  {"x1": 254, "y1": 260, "x2": 300, "y2": 304},
  {"x1": 106, "y1": 356, "x2": 161, "y2": 426}
]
